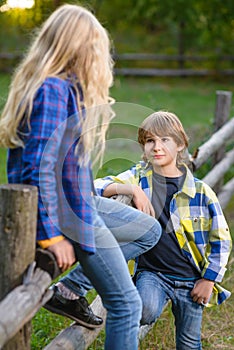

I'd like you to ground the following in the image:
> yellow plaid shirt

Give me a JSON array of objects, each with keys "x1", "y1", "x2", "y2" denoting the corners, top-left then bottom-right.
[{"x1": 95, "y1": 162, "x2": 232, "y2": 306}]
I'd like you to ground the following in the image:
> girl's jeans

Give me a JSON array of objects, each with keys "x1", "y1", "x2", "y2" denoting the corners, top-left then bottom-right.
[
  {"x1": 136, "y1": 271, "x2": 204, "y2": 350},
  {"x1": 60, "y1": 196, "x2": 162, "y2": 350}
]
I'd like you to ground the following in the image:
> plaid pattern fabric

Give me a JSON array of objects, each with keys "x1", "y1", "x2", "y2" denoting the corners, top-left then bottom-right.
[
  {"x1": 8, "y1": 77, "x2": 95, "y2": 253},
  {"x1": 95, "y1": 161, "x2": 232, "y2": 305}
]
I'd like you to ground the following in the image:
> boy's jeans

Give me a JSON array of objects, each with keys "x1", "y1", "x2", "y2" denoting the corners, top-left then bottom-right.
[
  {"x1": 60, "y1": 196, "x2": 162, "y2": 350},
  {"x1": 136, "y1": 271, "x2": 204, "y2": 350}
]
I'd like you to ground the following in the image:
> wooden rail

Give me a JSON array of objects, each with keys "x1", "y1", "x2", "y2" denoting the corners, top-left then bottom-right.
[
  {"x1": 0, "y1": 90, "x2": 233, "y2": 349},
  {"x1": 113, "y1": 53, "x2": 234, "y2": 62},
  {"x1": 191, "y1": 117, "x2": 234, "y2": 170},
  {"x1": 1, "y1": 52, "x2": 234, "y2": 76},
  {"x1": 113, "y1": 53, "x2": 234, "y2": 76}
]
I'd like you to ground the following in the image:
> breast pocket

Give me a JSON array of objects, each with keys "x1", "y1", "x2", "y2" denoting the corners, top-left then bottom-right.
[{"x1": 181, "y1": 216, "x2": 210, "y2": 242}]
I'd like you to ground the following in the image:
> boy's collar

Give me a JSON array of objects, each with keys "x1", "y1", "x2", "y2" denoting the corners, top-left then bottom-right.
[
  {"x1": 138, "y1": 161, "x2": 196, "y2": 198},
  {"x1": 179, "y1": 164, "x2": 196, "y2": 198}
]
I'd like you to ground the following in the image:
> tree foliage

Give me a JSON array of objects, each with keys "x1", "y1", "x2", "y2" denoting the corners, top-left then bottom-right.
[
  {"x1": 124, "y1": 0, "x2": 234, "y2": 55},
  {"x1": 0, "y1": 0, "x2": 72, "y2": 51},
  {"x1": 0, "y1": 0, "x2": 233, "y2": 59}
]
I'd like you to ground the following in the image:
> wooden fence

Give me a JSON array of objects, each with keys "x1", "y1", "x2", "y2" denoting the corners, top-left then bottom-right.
[
  {"x1": 1, "y1": 52, "x2": 234, "y2": 76},
  {"x1": 113, "y1": 53, "x2": 234, "y2": 77},
  {"x1": 0, "y1": 90, "x2": 233, "y2": 349}
]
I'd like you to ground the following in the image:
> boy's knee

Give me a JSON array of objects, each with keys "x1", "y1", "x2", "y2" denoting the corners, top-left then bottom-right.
[{"x1": 140, "y1": 304, "x2": 157, "y2": 325}]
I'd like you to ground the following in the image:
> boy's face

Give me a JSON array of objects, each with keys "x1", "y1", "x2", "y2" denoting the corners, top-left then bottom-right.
[{"x1": 144, "y1": 133, "x2": 184, "y2": 175}]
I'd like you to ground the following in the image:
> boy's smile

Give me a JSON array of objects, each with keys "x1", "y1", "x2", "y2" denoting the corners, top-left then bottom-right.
[{"x1": 144, "y1": 134, "x2": 184, "y2": 177}]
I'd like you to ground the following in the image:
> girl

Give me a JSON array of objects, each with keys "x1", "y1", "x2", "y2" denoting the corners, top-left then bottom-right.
[{"x1": 0, "y1": 5, "x2": 161, "y2": 349}]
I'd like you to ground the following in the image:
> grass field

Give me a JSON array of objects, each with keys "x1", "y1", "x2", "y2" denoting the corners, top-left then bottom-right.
[{"x1": 0, "y1": 73, "x2": 234, "y2": 349}]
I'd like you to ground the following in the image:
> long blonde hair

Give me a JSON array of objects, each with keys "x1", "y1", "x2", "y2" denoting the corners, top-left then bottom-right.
[{"x1": 0, "y1": 4, "x2": 114, "y2": 164}]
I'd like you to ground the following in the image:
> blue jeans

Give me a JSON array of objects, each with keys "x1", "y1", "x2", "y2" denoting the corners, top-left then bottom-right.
[
  {"x1": 61, "y1": 196, "x2": 162, "y2": 350},
  {"x1": 136, "y1": 271, "x2": 204, "y2": 350}
]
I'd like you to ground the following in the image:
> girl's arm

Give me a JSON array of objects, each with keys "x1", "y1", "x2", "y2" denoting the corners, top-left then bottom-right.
[{"x1": 27, "y1": 79, "x2": 76, "y2": 270}]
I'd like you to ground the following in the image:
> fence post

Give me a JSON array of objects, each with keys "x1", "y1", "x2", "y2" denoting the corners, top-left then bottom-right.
[
  {"x1": 0, "y1": 184, "x2": 38, "y2": 350},
  {"x1": 212, "y1": 90, "x2": 232, "y2": 193}
]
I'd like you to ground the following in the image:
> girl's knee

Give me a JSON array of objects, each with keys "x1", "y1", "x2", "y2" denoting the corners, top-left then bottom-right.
[
  {"x1": 129, "y1": 289, "x2": 142, "y2": 318},
  {"x1": 107, "y1": 288, "x2": 142, "y2": 321},
  {"x1": 143, "y1": 218, "x2": 162, "y2": 247},
  {"x1": 152, "y1": 220, "x2": 162, "y2": 244},
  {"x1": 143, "y1": 221, "x2": 162, "y2": 250}
]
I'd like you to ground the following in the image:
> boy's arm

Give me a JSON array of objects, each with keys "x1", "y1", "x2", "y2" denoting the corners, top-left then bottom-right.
[
  {"x1": 95, "y1": 166, "x2": 155, "y2": 216},
  {"x1": 190, "y1": 182, "x2": 232, "y2": 305},
  {"x1": 103, "y1": 183, "x2": 155, "y2": 217},
  {"x1": 202, "y1": 186, "x2": 232, "y2": 283},
  {"x1": 94, "y1": 168, "x2": 138, "y2": 196}
]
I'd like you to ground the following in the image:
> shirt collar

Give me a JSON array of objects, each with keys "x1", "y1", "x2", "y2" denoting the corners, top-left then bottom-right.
[
  {"x1": 180, "y1": 164, "x2": 196, "y2": 198},
  {"x1": 138, "y1": 161, "x2": 196, "y2": 198}
]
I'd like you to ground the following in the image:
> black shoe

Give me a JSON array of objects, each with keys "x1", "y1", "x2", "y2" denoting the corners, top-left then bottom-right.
[{"x1": 44, "y1": 285, "x2": 103, "y2": 329}]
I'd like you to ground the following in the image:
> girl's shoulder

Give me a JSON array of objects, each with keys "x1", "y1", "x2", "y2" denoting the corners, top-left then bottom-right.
[
  {"x1": 42, "y1": 76, "x2": 72, "y2": 90},
  {"x1": 38, "y1": 77, "x2": 81, "y2": 102}
]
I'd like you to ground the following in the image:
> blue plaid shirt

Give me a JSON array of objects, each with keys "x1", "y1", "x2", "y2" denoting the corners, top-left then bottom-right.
[
  {"x1": 95, "y1": 161, "x2": 232, "y2": 305},
  {"x1": 8, "y1": 77, "x2": 96, "y2": 253}
]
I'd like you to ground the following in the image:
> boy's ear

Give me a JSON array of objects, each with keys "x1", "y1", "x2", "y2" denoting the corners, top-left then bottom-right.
[{"x1": 177, "y1": 144, "x2": 185, "y2": 152}]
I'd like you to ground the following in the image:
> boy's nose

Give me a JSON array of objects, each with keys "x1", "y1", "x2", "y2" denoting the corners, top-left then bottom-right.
[{"x1": 153, "y1": 139, "x2": 162, "y2": 150}]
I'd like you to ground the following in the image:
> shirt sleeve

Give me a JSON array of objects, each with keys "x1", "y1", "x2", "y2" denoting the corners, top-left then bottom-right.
[
  {"x1": 94, "y1": 166, "x2": 139, "y2": 196},
  {"x1": 201, "y1": 184, "x2": 232, "y2": 282},
  {"x1": 22, "y1": 79, "x2": 69, "y2": 242}
]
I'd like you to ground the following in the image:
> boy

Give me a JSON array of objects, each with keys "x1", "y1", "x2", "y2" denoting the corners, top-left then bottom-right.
[{"x1": 95, "y1": 110, "x2": 232, "y2": 349}]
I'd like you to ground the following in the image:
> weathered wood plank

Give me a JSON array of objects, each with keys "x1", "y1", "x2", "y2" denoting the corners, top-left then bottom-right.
[
  {"x1": 0, "y1": 265, "x2": 52, "y2": 349},
  {"x1": 202, "y1": 149, "x2": 234, "y2": 188},
  {"x1": 218, "y1": 178, "x2": 234, "y2": 209},
  {"x1": 212, "y1": 91, "x2": 232, "y2": 193},
  {"x1": 113, "y1": 53, "x2": 234, "y2": 62},
  {"x1": 192, "y1": 117, "x2": 234, "y2": 170},
  {"x1": 114, "y1": 68, "x2": 210, "y2": 77},
  {"x1": 0, "y1": 184, "x2": 38, "y2": 349}
]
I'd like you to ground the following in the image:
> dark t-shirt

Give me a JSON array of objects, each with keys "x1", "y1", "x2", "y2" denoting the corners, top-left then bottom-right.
[{"x1": 138, "y1": 171, "x2": 200, "y2": 280}]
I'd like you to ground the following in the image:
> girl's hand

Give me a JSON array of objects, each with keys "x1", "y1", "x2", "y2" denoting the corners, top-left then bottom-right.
[
  {"x1": 190, "y1": 278, "x2": 214, "y2": 305},
  {"x1": 47, "y1": 239, "x2": 76, "y2": 272},
  {"x1": 132, "y1": 185, "x2": 155, "y2": 217}
]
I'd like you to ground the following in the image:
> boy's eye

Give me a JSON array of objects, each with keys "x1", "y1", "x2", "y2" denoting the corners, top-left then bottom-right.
[
  {"x1": 146, "y1": 138, "x2": 154, "y2": 143},
  {"x1": 161, "y1": 137, "x2": 170, "y2": 142}
]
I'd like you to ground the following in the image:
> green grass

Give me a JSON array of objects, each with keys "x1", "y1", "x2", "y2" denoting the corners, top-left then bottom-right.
[
  {"x1": 0, "y1": 73, "x2": 233, "y2": 349},
  {"x1": 0, "y1": 148, "x2": 7, "y2": 184},
  {"x1": 111, "y1": 76, "x2": 234, "y2": 127},
  {"x1": 0, "y1": 73, "x2": 10, "y2": 111}
]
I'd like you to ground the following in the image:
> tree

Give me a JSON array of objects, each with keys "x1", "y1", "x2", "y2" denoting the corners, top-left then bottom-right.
[{"x1": 128, "y1": 0, "x2": 234, "y2": 56}]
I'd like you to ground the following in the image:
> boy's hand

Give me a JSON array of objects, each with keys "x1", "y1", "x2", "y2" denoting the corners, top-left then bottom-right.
[
  {"x1": 47, "y1": 239, "x2": 76, "y2": 272},
  {"x1": 190, "y1": 278, "x2": 214, "y2": 305},
  {"x1": 132, "y1": 185, "x2": 155, "y2": 217},
  {"x1": 103, "y1": 182, "x2": 155, "y2": 217}
]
